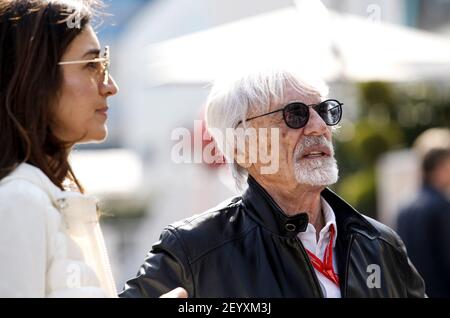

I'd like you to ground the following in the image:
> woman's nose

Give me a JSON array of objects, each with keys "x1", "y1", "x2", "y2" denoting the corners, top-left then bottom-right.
[{"x1": 100, "y1": 74, "x2": 119, "y2": 97}]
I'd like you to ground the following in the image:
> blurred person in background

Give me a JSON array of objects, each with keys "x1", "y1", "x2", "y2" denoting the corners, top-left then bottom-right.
[
  {"x1": 120, "y1": 69, "x2": 425, "y2": 298},
  {"x1": 397, "y1": 128, "x2": 450, "y2": 298},
  {"x1": 0, "y1": 0, "x2": 185, "y2": 298}
]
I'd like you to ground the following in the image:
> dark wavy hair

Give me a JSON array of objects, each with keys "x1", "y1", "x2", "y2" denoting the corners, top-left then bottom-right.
[{"x1": 0, "y1": 0, "x2": 103, "y2": 192}]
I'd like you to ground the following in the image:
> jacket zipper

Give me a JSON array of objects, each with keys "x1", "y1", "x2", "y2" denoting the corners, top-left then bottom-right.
[
  {"x1": 295, "y1": 237, "x2": 325, "y2": 298},
  {"x1": 342, "y1": 234, "x2": 355, "y2": 297}
]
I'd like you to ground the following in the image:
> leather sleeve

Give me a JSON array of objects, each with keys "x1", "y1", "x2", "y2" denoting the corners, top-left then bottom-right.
[
  {"x1": 118, "y1": 228, "x2": 194, "y2": 298},
  {"x1": 395, "y1": 233, "x2": 427, "y2": 298}
]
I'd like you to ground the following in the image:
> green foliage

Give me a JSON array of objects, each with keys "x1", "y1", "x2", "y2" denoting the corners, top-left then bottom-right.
[
  {"x1": 334, "y1": 81, "x2": 450, "y2": 219},
  {"x1": 342, "y1": 120, "x2": 405, "y2": 164},
  {"x1": 337, "y1": 168, "x2": 376, "y2": 219}
]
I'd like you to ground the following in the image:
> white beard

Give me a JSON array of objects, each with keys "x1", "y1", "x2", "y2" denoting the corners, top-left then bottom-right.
[{"x1": 293, "y1": 136, "x2": 339, "y2": 186}]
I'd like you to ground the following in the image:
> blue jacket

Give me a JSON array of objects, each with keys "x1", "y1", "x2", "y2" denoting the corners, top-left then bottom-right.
[{"x1": 397, "y1": 186, "x2": 450, "y2": 297}]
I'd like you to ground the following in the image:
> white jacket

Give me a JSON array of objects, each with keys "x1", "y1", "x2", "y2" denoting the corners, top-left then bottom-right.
[{"x1": 0, "y1": 163, "x2": 117, "y2": 298}]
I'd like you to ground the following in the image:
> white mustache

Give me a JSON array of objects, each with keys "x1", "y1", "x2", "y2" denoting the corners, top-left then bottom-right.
[{"x1": 295, "y1": 136, "x2": 334, "y2": 158}]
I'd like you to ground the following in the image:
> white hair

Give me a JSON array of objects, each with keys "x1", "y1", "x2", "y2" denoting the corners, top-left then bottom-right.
[{"x1": 205, "y1": 68, "x2": 329, "y2": 190}]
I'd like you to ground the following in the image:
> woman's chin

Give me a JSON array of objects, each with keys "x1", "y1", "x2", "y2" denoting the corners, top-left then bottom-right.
[{"x1": 79, "y1": 128, "x2": 108, "y2": 144}]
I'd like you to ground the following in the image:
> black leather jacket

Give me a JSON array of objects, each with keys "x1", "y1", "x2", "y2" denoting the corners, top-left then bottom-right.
[{"x1": 120, "y1": 177, "x2": 425, "y2": 298}]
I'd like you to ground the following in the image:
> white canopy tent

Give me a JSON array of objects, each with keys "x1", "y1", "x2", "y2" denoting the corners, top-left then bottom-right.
[{"x1": 143, "y1": 0, "x2": 450, "y2": 85}]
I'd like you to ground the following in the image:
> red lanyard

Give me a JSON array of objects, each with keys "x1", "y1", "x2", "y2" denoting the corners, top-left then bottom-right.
[{"x1": 305, "y1": 224, "x2": 340, "y2": 286}]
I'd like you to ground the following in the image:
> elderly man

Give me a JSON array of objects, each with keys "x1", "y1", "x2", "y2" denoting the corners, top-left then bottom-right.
[{"x1": 120, "y1": 69, "x2": 425, "y2": 298}]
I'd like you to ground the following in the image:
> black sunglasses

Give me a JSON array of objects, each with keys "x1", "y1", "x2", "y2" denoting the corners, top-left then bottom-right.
[{"x1": 238, "y1": 99, "x2": 343, "y2": 129}]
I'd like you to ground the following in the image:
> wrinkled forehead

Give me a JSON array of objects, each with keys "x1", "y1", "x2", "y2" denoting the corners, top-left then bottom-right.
[
  {"x1": 282, "y1": 85, "x2": 322, "y2": 105},
  {"x1": 266, "y1": 81, "x2": 323, "y2": 113},
  {"x1": 242, "y1": 71, "x2": 327, "y2": 117}
]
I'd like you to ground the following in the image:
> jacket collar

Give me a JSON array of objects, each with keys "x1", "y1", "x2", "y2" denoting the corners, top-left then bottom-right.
[{"x1": 242, "y1": 175, "x2": 380, "y2": 239}]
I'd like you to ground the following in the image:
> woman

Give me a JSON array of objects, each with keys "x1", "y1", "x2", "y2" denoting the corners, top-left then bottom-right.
[
  {"x1": 0, "y1": 0, "x2": 190, "y2": 299},
  {"x1": 0, "y1": 0, "x2": 119, "y2": 297},
  {"x1": 0, "y1": 0, "x2": 187, "y2": 299},
  {"x1": 0, "y1": 0, "x2": 187, "y2": 297}
]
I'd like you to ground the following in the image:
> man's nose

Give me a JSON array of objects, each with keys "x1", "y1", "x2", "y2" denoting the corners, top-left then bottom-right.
[{"x1": 302, "y1": 108, "x2": 327, "y2": 136}]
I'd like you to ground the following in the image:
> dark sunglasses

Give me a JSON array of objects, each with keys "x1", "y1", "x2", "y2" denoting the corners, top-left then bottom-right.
[{"x1": 238, "y1": 99, "x2": 343, "y2": 129}]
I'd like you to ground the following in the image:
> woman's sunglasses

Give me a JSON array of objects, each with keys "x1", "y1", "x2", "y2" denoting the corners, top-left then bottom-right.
[
  {"x1": 238, "y1": 99, "x2": 343, "y2": 129},
  {"x1": 58, "y1": 46, "x2": 110, "y2": 85}
]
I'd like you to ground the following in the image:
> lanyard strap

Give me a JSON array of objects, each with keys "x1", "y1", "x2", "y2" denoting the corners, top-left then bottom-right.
[{"x1": 305, "y1": 224, "x2": 339, "y2": 286}]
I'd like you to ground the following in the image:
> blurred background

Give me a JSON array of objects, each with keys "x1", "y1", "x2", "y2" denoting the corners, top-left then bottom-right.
[{"x1": 73, "y1": 0, "x2": 450, "y2": 290}]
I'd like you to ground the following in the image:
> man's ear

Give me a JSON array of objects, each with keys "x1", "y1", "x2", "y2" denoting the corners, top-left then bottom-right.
[
  {"x1": 234, "y1": 144, "x2": 252, "y2": 170},
  {"x1": 233, "y1": 131, "x2": 257, "y2": 170}
]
